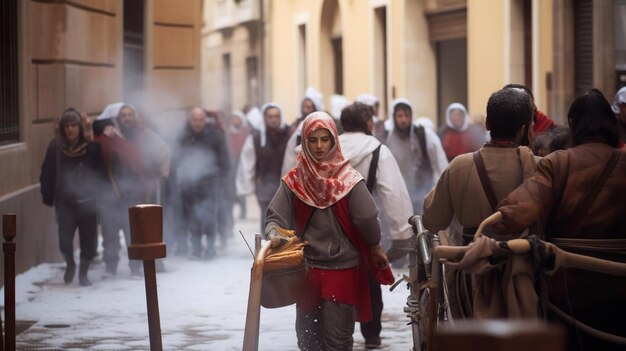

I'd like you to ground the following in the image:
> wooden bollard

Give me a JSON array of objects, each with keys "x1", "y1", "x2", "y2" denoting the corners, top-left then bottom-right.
[
  {"x1": 3, "y1": 214, "x2": 16, "y2": 351},
  {"x1": 127, "y1": 205, "x2": 166, "y2": 351}
]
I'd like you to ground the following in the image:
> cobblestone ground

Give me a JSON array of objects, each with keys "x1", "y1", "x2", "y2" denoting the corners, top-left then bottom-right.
[{"x1": 12, "y1": 197, "x2": 414, "y2": 350}]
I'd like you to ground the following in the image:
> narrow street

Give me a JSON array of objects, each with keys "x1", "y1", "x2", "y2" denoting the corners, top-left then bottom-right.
[{"x1": 8, "y1": 199, "x2": 413, "y2": 350}]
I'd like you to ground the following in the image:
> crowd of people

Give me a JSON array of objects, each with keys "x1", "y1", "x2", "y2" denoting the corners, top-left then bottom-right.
[{"x1": 40, "y1": 84, "x2": 626, "y2": 350}]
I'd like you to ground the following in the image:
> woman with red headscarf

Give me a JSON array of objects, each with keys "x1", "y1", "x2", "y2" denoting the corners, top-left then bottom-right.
[{"x1": 265, "y1": 112, "x2": 392, "y2": 350}]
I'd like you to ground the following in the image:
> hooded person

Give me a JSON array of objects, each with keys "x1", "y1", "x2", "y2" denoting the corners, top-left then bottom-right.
[
  {"x1": 281, "y1": 87, "x2": 324, "y2": 176},
  {"x1": 236, "y1": 103, "x2": 291, "y2": 233},
  {"x1": 265, "y1": 112, "x2": 392, "y2": 350},
  {"x1": 116, "y1": 104, "x2": 171, "y2": 204},
  {"x1": 612, "y1": 86, "x2": 626, "y2": 143},
  {"x1": 437, "y1": 102, "x2": 488, "y2": 161},
  {"x1": 40, "y1": 108, "x2": 105, "y2": 286},
  {"x1": 383, "y1": 98, "x2": 448, "y2": 214},
  {"x1": 93, "y1": 102, "x2": 146, "y2": 276},
  {"x1": 338, "y1": 102, "x2": 414, "y2": 348}
]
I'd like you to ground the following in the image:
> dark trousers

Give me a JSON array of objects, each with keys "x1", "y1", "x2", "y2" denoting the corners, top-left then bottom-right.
[
  {"x1": 100, "y1": 197, "x2": 141, "y2": 272},
  {"x1": 296, "y1": 299, "x2": 356, "y2": 351},
  {"x1": 56, "y1": 200, "x2": 98, "y2": 261},
  {"x1": 235, "y1": 195, "x2": 247, "y2": 218},
  {"x1": 182, "y1": 177, "x2": 219, "y2": 256},
  {"x1": 360, "y1": 273, "x2": 383, "y2": 339}
]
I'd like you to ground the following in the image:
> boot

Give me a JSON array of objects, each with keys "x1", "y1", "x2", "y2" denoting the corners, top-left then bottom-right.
[
  {"x1": 78, "y1": 259, "x2": 92, "y2": 286},
  {"x1": 63, "y1": 254, "x2": 76, "y2": 284},
  {"x1": 105, "y1": 260, "x2": 118, "y2": 275}
]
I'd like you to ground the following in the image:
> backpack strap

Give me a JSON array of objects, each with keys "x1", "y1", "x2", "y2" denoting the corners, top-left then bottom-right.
[
  {"x1": 366, "y1": 145, "x2": 382, "y2": 193},
  {"x1": 567, "y1": 149, "x2": 621, "y2": 235},
  {"x1": 414, "y1": 125, "x2": 430, "y2": 163},
  {"x1": 473, "y1": 151, "x2": 498, "y2": 211}
]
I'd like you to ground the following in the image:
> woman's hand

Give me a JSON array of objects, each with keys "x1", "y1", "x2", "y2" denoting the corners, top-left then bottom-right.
[{"x1": 369, "y1": 244, "x2": 389, "y2": 269}]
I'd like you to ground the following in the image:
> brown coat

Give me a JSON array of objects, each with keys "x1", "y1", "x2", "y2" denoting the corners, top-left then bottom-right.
[
  {"x1": 423, "y1": 145, "x2": 537, "y2": 236},
  {"x1": 497, "y1": 143, "x2": 626, "y2": 348},
  {"x1": 422, "y1": 145, "x2": 539, "y2": 319}
]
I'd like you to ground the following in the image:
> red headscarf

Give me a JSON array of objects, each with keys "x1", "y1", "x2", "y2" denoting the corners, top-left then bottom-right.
[{"x1": 283, "y1": 112, "x2": 363, "y2": 209}]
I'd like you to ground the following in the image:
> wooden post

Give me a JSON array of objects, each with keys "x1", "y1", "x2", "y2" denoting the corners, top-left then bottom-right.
[
  {"x1": 242, "y1": 235, "x2": 270, "y2": 351},
  {"x1": 3, "y1": 214, "x2": 16, "y2": 351},
  {"x1": 127, "y1": 205, "x2": 166, "y2": 351}
]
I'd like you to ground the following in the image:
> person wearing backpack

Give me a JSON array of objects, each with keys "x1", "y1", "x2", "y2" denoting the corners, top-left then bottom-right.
[
  {"x1": 383, "y1": 99, "x2": 448, "y2": 215},
  {"x1": 422, "y1": 87, "x2": 539, "y2": 319},
  {"x1": 338, "y1": 102, "x2": 414, "y2": 349}
]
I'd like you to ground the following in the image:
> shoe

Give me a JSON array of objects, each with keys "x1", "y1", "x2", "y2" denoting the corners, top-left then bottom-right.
[
  {"x1": 105, "y1": 261, "x2": 118, "y2": 275},
  {"x1": 365, "y1": 336, "x2": 382, "y2": 349},
  {"x1": 78, "y1": 259, "x2": 92, "y2": 286},
  {"x1": 64, "y1": 262, "x2": 76, "y2": 284},
  {"x1": 63, "y1": 254, "x2": 76, "y2": 284}
]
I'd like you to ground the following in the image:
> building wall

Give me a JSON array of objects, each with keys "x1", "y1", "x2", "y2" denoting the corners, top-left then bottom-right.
[
  {"x1": 266, "y1": 0, "x2": 437, "y2": 124},
  {"x1": 146, "y1": 0, "x2": 202, "y2": 133},
  {"x1": 467, "y1": 0, "x2": 505, "y2": 116},
  {"x1": 0, "y1": 0, "x2": 200, "y2": 280},
  {"x1": 0, "y1": 0, "x2": 124, "y2": 280},
  {"x1": 202, "y1": 0, "x2": 262, "y2": 115},
  {"x1": 468, "y1": 0, "x2": 556, "y2": 119}
]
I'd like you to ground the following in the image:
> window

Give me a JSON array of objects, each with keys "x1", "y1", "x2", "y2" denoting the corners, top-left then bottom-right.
[
  {"x1": 0, "y1": 0, "x2": 19, "y2": 145},
  {"x1": 574, "y1": 0, "x2": 593, "y2": 95}
]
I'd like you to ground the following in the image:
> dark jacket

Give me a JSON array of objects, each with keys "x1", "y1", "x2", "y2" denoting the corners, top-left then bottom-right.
[
  {"x1": 252, "y1": 127, "x2": 290, "y2": 201},
  {"x1": 40, "y1": 140, "x2": 104, "y2": 207},
  {"x1": 173, "y1": 124, "x2": 230, "y2": 192}
]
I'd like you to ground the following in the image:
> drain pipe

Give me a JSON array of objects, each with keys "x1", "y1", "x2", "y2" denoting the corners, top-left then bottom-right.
[{"x1": 3, "y1": 214, "x2": 16, "y2": 351}]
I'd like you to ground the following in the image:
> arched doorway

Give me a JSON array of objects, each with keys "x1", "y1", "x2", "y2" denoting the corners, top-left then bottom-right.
[{"x1": 320, "y1": 0, "x2": 343, "y2": 100}]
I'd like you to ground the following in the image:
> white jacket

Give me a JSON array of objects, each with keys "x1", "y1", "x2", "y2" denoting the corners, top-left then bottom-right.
[
  {"x1": 281, "y1": 123, "x2": 302, "y2": 176},
  {"x1": 235, "y1": 134, "x2": 256, "y2": 196},
  {"x1": 339, "y1": 132, "x2": 413, "y2": 240}
]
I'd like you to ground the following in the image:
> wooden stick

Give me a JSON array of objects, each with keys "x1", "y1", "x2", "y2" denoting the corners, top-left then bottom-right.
[
  {"x1": 243, "y1": 241, "x2": 272, "y2": 351},
  {"x1": 473, "y1": 211, "x2": 503, "y2": 241},
  {"x1": 143, "y1": 260, "x2": 162, "y2": 351}
]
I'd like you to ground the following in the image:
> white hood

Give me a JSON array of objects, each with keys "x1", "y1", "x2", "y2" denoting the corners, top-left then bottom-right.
[
  {"x1": 258, "y1": 102, "x2": 286, "y2": 147},
  {"x1": 245, "y1": 107, "x2": 263, "y2": 131},
  {"x1": 445, "y1": 102, "x2": 470, "y2": 132},
  {"x1": 97, "y1": 102, "x2": 125, "y2": 121},
  {"x1": 339, "y1": 132, "x2": 381, "y2": 167},
  {"x1": 304, "y1": 86, "x2": 324, "y2": 111}
]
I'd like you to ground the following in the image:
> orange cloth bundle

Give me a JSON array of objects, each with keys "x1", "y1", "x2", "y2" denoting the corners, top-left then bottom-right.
[{"x1": 264, "y1": 227, "x2": 307, "y2": 272}]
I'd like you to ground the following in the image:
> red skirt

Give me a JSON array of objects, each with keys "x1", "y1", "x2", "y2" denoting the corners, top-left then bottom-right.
[{"x1": 297, "y1": 267, "x2": 359, "y2": 313}]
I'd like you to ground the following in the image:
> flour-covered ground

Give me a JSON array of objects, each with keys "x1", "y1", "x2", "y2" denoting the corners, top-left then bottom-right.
[{"x1": 8, "y1": 201, "x2": 413, "y2": 350}]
